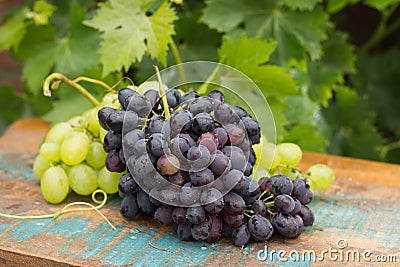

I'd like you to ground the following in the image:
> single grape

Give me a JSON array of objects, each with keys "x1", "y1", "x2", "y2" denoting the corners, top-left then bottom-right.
[
  {"x1": 137, "y1": 190, "x2": 156, "y2": 215},
  {"x1": 82, "y1": 107, "x2": 102, "y2": 137},
  {"x1": 209, "y1": 153, "x2": 231, "y2": 177},
  {"x1": 118, "y1": 88, "x2": 136, "y2": 109},
  {"x1": 144, "y1": 89, "x2": 160, "y2": 109},
  {"x1": 98, "y1": 106, "x2": 115, "y2": 130},
  {"x1": 161, "y1": 89, "x2": 181, "y2": 109},
  {"x1": 232, "y1": 223, "x2": 250, "y2": 247},
  {"x1": 179, "y1": 91, "x2": 200, "y2": 104},
  {"x1": 105, "y1": 150, "x2": 126, "y2": 172},
  {"x1": 206, "y1": 213, "x2": 223, "y2": 243},
  {"x1": 106, "y1": 109, "x2": 125, "y2": 133},
  {"x1": 177, "y1": 223, "x2": 193, "y2": 241},
  {"x1": 191, "y1": 216, "x2": 212, "y2": 241},
  {"x1": 86, "y1": 142, "x2": 107, "y2": 169},
  {"x1": 231, "y1": 105, "x2": 250, "y2": 118},
  {"x1": 271, "y1": 213, "x2": 299, "y2": 238},
  {"x1": 213, "y1": 127, "x2": 228, "y2": 148},
  {"x1": 248, "y1": 215, "x2": 274, "y2": 241},
  {"x1": 186, "y1": 206, "x2": 206, "y2": 224},
  {"x1": 126, "y1": 93, "x2": 152, "y2": 117},
  {"x1": 187, "y1": 145, "x2": 211, "y2": 169},
  {"x1": 214, "y1": 103, "x2": 238, "y2": 124},
  {"x1": 271, "y1": 175, "x2": 294, "y2": 195},
  {"x1": 222, "y1": 211, "x2": 244, "y2": 228},
  {"x1": 147, "y1": 133, "x2": 167, "y2": 157},
  {"x1": 192, "y1": 113, "x2": 215, "y2": 135},
  {"x1": 98, "y1": 167, "x2": 121, "y2": 194},
  {"x1": 274, "y1": 194, "x2": 295, "y2": 214},
  {"x1": 172, "y1": 207, "x2": 188, "y2": 224},
  {"x1": 40, "y1": 142, "x2": 60, "y2": 162},
  {"x1": 33, "y1": 154, "x2": 51, "y2": 179},
  {"x1": 118, "y1": 172, "x2": 139, "y2": 195},
  {"x1": 188, "y1": 96, "x2": 214, "y2": 115},
  {"x1": 147, "y1": 115, "x2": 171, "y2": 137},
  {"x1": 252, "y1": 200, "x2": 267, "y2": 217},
  {"x1": 292, "y1": 178, "x2": 313, "y2": 205},
  {"x1": 169, "y1": 170, "x2": 189, "y2": 186},
  {"x1": 179, "y1": 184, "x2": 201, "y2": 206},
  {"x1": 45, "y1": 122, "x2": 73, "y2": 144},
  {"x1": 170, "y1": 110, "x2": 193, "y2": 136},
  {"x1": 225, "y1": 124, "x2": 246, "y2": 146},
  {"x1": 293, "y1": 214, "x2": 304, "y2": 237},
  {"x1": 298, "y1": 205, "x2": 315, "y2": 226},
  {"x1": 40, "y1": 166, "x2": 69, "y2": 204},
  {"x1": 154, "y1": 206, "x2": 174, "y2": 224},
  {"x1": 197, "y1": 132, "x2": 218, "y2": 154},
  {"x1": 130, "y1": 154, "x2": 154, "y2": 179},
  {"x1": 221, "y1": 222, "x2": 233, "y2": 238},
  {"x1": 277, "y1": 142, "x2": 302, "y2": 167},
  {"x1": 223, "y1": 192, "x2": 246, "y2": 215},
  {"x1": 190, "y1": 169, "x2": 214, "y2": 186},
  {"x1": 122, "y1": 129, "x2": 145, "y2": 158},
  {"x1": 291, "y1": 198, "x2": 302, "y2": 215},
  {"x1": 157, "y1": 153, "x2": 180, "y2": 175},
  {"x1": 120, "y1": 194, "x2": 139, "y2": 219},
  {"x1": 257, "y1": 142, "x2": 281, "y2": 170},
  {"x1": 308, "y1": 164, "x2": 335, "y2": 190},
  {"x1": 68, "y1": 164, "x2": 98, "y2": 196},
  {"x1": 201, "y1": 188, "x2": 224, "y2": 213},
  {"x1": 68, "y1": 116, "x2": 88, "y2": 132},
  {"x1": 122, "y1": 110, "x2": 140, "y2": 134},
  {"x1": 208, "y1": 90, "x2": 224, "y2": 102},
  {"x1": 103, "y1": 131, "x2": 122, "y2": 152},
  {"x1": 241, "y1": 116, "x2": 260, "y2": 144},
  {"x1": 60, "y1": 132, "x2": 90, "y2": 165}
]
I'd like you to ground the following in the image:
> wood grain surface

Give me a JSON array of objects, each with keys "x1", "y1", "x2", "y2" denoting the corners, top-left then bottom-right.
[{"x1": 0, "y1": 118, "x2": 399, "y2": 267}]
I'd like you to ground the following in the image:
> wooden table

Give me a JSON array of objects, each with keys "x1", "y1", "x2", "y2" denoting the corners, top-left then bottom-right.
[{"x1": 0, "y1": 118, "x2": 399, "y2": 266}]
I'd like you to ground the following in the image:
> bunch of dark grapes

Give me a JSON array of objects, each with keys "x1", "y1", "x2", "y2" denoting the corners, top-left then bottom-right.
[{"x1": 98, "y1": 87, "x2": 314, "y2": 247}]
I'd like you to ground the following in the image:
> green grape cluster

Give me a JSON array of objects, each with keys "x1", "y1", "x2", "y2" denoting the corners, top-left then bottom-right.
[
  {"x1": 33, "y1": 93, "x2": 123, "y2": 204},
  {"x1": 251, "y1": 136, "x2": 335, "y2": 190}
]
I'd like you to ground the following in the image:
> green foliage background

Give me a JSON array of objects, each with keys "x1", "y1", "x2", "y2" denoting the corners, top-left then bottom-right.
[{"x1": 1, "y1": 0, "x2": 400, "y2": 163}]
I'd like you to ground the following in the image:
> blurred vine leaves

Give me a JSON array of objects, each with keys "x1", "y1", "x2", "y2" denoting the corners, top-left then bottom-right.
[{"x1": 0, "y1": 0, "x2": 399, "y2": 162}]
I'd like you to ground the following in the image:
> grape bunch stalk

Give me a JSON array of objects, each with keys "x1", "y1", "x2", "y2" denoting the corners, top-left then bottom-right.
[{"x1": 97, "y1": 72, "x2": 335, "y2": 246}]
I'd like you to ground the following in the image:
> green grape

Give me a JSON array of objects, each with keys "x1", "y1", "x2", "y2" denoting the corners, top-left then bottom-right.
[
  {"x1": 83, "y1": 107, "x2": 101, "y2": 137},
  {"x1": 99, "y1": 128, "x2": 107, "y2": 142},
  {"x1": 68, "y1": 116, "x2": 88, "y2": 132},
  {"x1": 86, "y1": 142, "x2": 107, "y2": 169},
  {"x1": 307, "y1": 164, "x2": 335, "y2": 190},
  {"x1": 98, "y1": 167, "x2": 122, "y2": 194},
  {"x1": 279, "y1": 166, "x2": 302, "y2": 180},
  {"x1": 251, "y1": 165, "x2": 269, "y2": 181},
  {"x1": 101, "y1": 92, "x2": 119, "y2": 108},
  {"x1": 39, "y1": 142, "x2": 61, "y2": 162},
  {"x1": 277, "y1": 142, "x2": 302, "y2": 167},
  {"x1": 60, "y1": 132, "x2": 90, "y2": 165},
  {"x1": 255, "y1": 141, "x2": 281, "y2": 170},
  {"x1": 33, "y1": 154, "x2": 51, "y2": 179},
  {"x1": 45, "y1": 122, "x2": 73, "y2": 144},
  {"x1": 68, "y1": 164, "x2": 98, "y2": 196},
  {"x1": 40, "y1": 166, "x2": 69, "y2": 204}
]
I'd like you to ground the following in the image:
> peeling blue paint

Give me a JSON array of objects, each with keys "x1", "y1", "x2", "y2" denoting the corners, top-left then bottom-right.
[
  {"x1": 45, "y1": 217, "x2": 90, "y2": 238},
  {"x1": 6, "y1": 219, "x2": 52, "y2": 242}
]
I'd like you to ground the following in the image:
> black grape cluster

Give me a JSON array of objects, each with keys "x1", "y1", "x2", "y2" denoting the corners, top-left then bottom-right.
[{"x1": 97, "y1": 87, "x2": 314, "y2": 247}]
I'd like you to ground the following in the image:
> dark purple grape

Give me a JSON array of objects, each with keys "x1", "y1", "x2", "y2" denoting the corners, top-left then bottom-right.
[
  {"x1": 98, "y1": 106, "x2": 114, "y2": 130},
  {"x1": 186, "y1": 206, "x2": 206, "y2": 224},
  {"x1": 188, "y1": 96, "x2": 215, "y2": 115},
  {"x1": 248, "y1": 215, "x2": 274, "y2": 241},
  {"x1": 187, "y1": 145, "x2": 211, "y2": 169},
  {"x1": 209, "y1": 153, "x2": 231, "y2": 177},
  {"x1": 132, "y1": 138, "x2": 148, "y2": 157},
  {"x1": 122, "y1": 129, "x2": 145, "y2": 158},
  {"x1": 272, "y1": 175, "x2": 294, "y2": 195},
  {"x1": 206, "y1": 214, "x2": 223, "y2": 243},
  {"x1": 192, "y1": 112, "x2": 215, "y2": 134},
  {"x1": 106, "y1": 109, "x2": 125, "y2": 133},
  {"x1": 274, "y1": 194, "x2": 295, "y2": 214},
  {"x1": 120, "y1": 194, "x2": 139, "y2": 219},
  {"x1": 160, "y1": 186, "x2": 181, "y2": 204},
  {"x1": 243, "y1": 162, "x2": 253, "y2": 176},
  {"x1": 169, "y1": 170, "x2": 189, "y2": 186},
  {"x1": 297, "y1": 191, "x2": 313, "y2": 205},
  {"x1": 118, "y1": 88, "x2": 136, "y2": 109},
  {"x1": 144, "y1": 89, "x2": 160, "y2": 109},
  {"x1": 291, "y1": 198, "x2": 302, "y2": 215},
  {"x1": 172, "y1": 207, "x2": 188, "y2": 224},
  {"x1": 232, "y1": 223, "x2": 250, "y2": 247},
  {"x1": 157, "y1": 153, "x2": 180, "y2": 175},
  {"x1": 125, "y1": 93, "x2": 152, "y2": 118},
  {"x1": 252, "y1": 200, "x2": 267, "y2": 217},
  {"x1": 201, "y1": 188, "x2": 224, "y2": 214},
  {"x1": 272, "y1": 213, "x2": 299, "y2": 238},
  {"x1": 293, "y1": 214, "x2": 304, "y2": 237},
  {"x1": 231, "y1": 105, "x2": 250, "y2": 118},
  {"x1": 225, "y1": 124, "x2": 246, "y2": 146},
  {"x1": 213, "y1": 127, "x2": 228, "y2": 148},
  {"x1": 170, "y1": 110, "x2": 193, "y2": 136},
  {"x1": 122, "y1": 111, "x2": 140, "y2": 134},
  {"x1": 147, "y1": 115, "x2": 171, "y2": 137},
  {"x1": 118, "y1": 173, "x2": 139, "y2": 195},
  {"x1": 229, "y1": 149, "x2": 247, "y2": 172},
  {"x1": 241, "y1": 116, "x2": 260, "y2": 144},
  {"x1": 165, "y1": 89, "x2": 181, "y2": 109},
  {"x1": 263, "y1": 176, "x2": 279, "y2": 193},
  {"x1": 104, "y1": 131, "x2": 122, "y2": 152},
  {"x1": 191, "y1": 216, "x2": 212, "y2": 241},
  {"x1": 179, "y1": 184, "x2": 201, "y2": 206},
  {"x1": 208, "y1": 90, "x2": 224, "y2": 102},
  {"x1": 221, "y1": 222, "x2": 233, "y2": 238},
  {"x1": 214, "y1": 103, "x2": 238, "y2": 124},
  {"x1": 190, "y1": 169, "x2": 214, "y2": 186},
  {"x1": 137, "y1": 190, "x2": 156, "y2": 215},
  {"x1": 197, "y1": 132, "x2": 218, "y2": 154},
  {"x1": 118, "y1": 148, "x2": 126, "y2": 164},
  {"x1": 298, "y1": 205, "x2": 314, "y2": 226},
  {"x1": 154, "y1": 206, "x2": 174, "y2": 224},
  {"x1": 106, "y1": 150, "x2": 126, "y2": 172},
  {"x1": 222, "y1": 211, "x2": 244, "y2": 227},
  {"x1": 147, "y1": 133, "x2": 167, "y2": 157},
  {"x1": 248, "y1": 147, "x2": 256, "y2": 166},
  {"x1": 177, "y1": 223, "x2": 193, "y2": 241},
  {"x1": 131, "y1": 154, "x2": 154, "y2": 178},
  {"x1": 292, "y1": 178, "x2": 313, "y2": 205},
  {"x1": 179, "y1": 91, "x2": 200, "y2": 104},
  {"x1": 223, "y1": 192, "x2": 246, "y2": 215}
]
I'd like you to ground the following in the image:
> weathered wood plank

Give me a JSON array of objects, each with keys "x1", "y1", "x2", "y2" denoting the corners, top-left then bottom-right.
[{"x1": 0, "y1": 118, "x2": 399, "y2": 266}]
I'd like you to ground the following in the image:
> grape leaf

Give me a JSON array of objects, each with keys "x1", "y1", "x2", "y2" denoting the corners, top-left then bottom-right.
[
  {"x1": 322, "y1": 86, "x2": 383, "y2": 160},
  {"x1": 364, "y1": 0, "x2": 399, "y2": 10},
  {"x1": 15, "y1": 3, "x2": 101, "y2": 93},
  {"x1": 279, "y1": 0, "x2": 320, "y2": 11},
  {"x1": 0, "y1": 8, "x2": 29, "y2": 51},
  {"x1": 202, "y1": 0, "x2": 329, "y2": 64},
  {"x1": 84, "y1": 0, "x2": 177, "y2": 76},
  {"x1": 284, "y1": 124, "x2": 327, "y2": 152},
  {"x1": 0, "y1": 85, "x2": 24, "y2": 122},
  {"x1": 218, "y1": 35, "x2": 298, "y2": 97},
  {"x1": 327, "y1": 0, "x2": 358, "y2": 13}
]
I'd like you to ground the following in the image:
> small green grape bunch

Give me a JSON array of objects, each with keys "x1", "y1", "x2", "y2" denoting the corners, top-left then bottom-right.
[
  {"x1": 251, "y1": 136, "x2": 335, "y2": 191},
  {"x1": 33, "y1": 82, "x2": 123, "y2": 204}
]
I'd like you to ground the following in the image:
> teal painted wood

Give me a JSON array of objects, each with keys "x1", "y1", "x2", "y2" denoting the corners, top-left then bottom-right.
[{"x1": 0, "y1": 152, "x2": 399, "y2": 266}]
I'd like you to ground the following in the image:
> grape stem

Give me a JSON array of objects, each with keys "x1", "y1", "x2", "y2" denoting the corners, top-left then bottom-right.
[
  {"x1": 154, "y1": 65, "x2": 171, "y2": 120},
  {"x1": 43, "y1": 73, "x2": 101, "y2": 106},
  {"x1": 0, "y1": 190, "x2": 117, "y2": 231}
]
